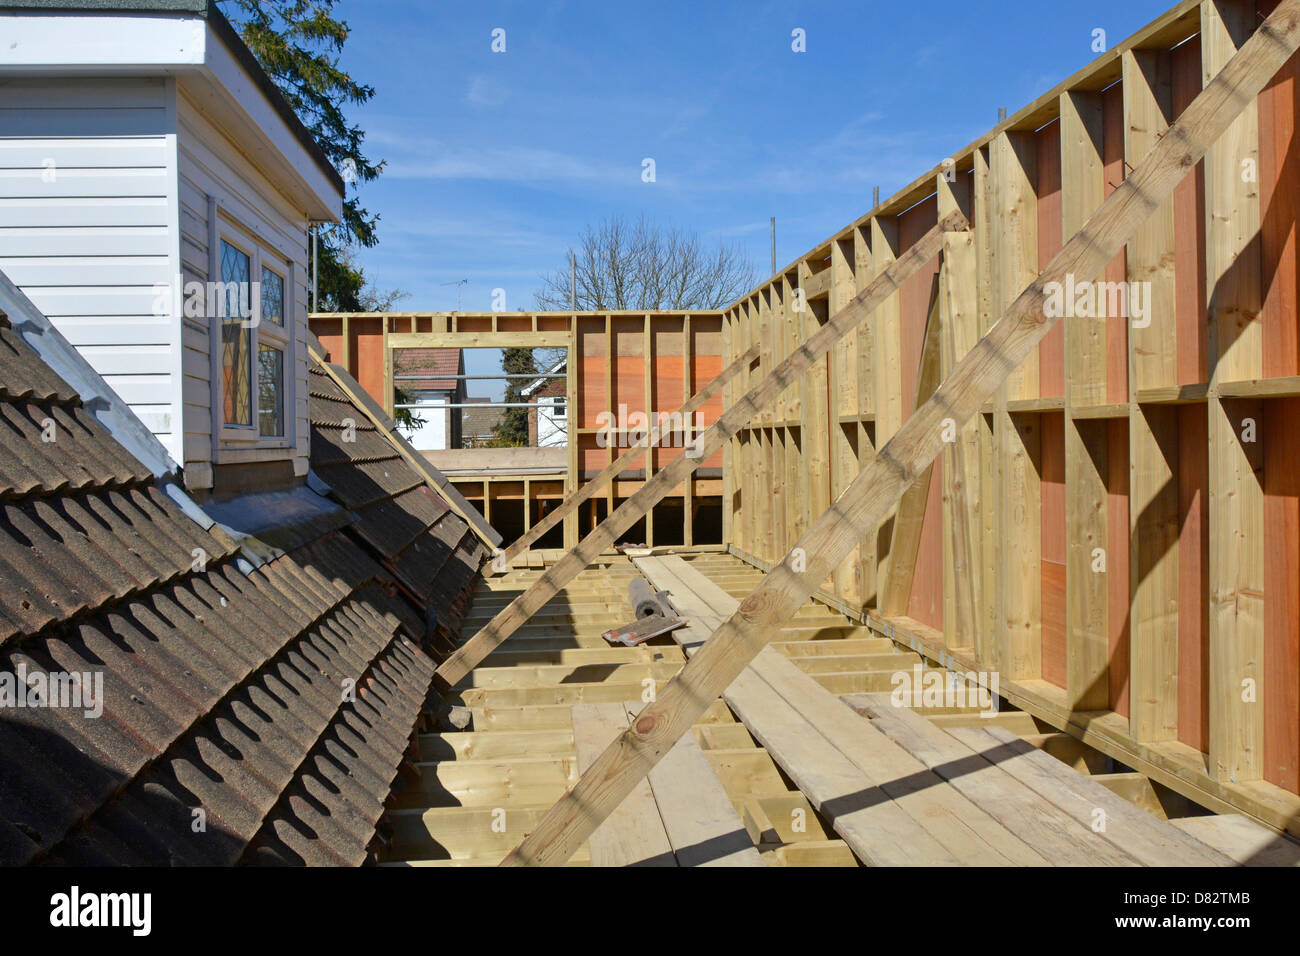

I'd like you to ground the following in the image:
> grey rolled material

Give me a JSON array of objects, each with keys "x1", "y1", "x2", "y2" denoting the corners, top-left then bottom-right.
[{"x1": 628, "y1": 577, "x2": 665, "y2": 619}]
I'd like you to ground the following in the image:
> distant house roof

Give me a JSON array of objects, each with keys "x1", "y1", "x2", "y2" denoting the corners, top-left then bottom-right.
[
  {"x1": 520, "y1": 358, "x2": 566, "y2": 398},
  {"x1": 394, "y1": 348, "x2": 462, "y2": 393},
  {"x1": 0, "y1": 0, "x2": 345, "y2": 200},
  {"x1": 0, "y1": 297, "x2": 487, "y2": 865},
  {"x1": 461, "y1": 399, "x2": 505, "y2": 441}
]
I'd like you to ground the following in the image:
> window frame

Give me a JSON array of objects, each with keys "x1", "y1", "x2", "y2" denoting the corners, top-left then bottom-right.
[{"x1": 209, "y1": 211, "x2": 295, "y2": 451}]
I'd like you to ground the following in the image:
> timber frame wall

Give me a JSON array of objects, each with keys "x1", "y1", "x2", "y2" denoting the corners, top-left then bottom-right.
[
  {"x1": 310, "y1": 311, "x2": 726, "y2": 549},
  {"x1": 721, "y1": 0, "x2": 1300, "y2": 831}
]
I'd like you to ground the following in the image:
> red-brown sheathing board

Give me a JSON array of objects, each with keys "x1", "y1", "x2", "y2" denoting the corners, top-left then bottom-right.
[
  {"x1": 1263, "y1": 398, "x2": 1300, "y2": 793},
  {"x1": 1107, "y1": 419, "x2": 1131, "y2": 717},
  {"x1": 898, "y1": 198, "x2": 944, "y2": 632},
  {"x1": 1102, "y1": 84, "x2": 1130, "y2": 403},
  {"x1": 1172, "y1": 38, "x2": 1209, "y2": 387},
  {"x1": 1260, "y1": 40, "x2": 1300, "y2": 379},
  {"x1": 1036, "y1": 120, "x2": 1065, "y2": 400},
  {"x1": 1178, "y1": 404, "x2": 1209, "y2": 753},
  {"x1": 1041, "y1": 412, "x2": 1067, "y2": 689}
]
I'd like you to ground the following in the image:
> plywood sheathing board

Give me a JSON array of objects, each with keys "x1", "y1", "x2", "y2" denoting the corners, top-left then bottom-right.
[
  {"x1": 433, "y1": 214, "x2": 962, "y2": 690},
  {"x1": 501, "y1": 3, "x2": 1300, "y2": 864}
]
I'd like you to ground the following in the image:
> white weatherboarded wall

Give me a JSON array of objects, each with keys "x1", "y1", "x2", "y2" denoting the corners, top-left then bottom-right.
[
  {"x1": 175, "y1": 89, "x2": 310, "y2": 489},
  {"x1": 0, "y1": 76, "x2": 182, "y2": 458}
]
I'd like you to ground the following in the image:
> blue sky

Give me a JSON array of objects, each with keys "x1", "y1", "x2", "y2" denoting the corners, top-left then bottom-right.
[{"x1": 336, "y1": 0, "x2": 1177, "y2": 394}]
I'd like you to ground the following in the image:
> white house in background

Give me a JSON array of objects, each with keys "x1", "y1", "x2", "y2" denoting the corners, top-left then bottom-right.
[
  {"x1": 522, "y1": 358, "x2": 567, "y2": 448},
  {"x1": 0, "y1": 0, "x2": 343, "y2": 497}
]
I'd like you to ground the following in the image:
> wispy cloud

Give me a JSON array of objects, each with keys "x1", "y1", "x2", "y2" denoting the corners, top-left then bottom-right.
[{"x1": 466, "y1": 74, "x2": 510, "y2": 108}]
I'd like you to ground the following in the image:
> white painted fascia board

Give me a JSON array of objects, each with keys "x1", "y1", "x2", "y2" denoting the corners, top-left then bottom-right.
[
  {"x1": 0, "y1": 12, "x2": 342, "y2": 222},
  {"x1": 0, "y1": 13, "x2": 206, "y2": 67}
]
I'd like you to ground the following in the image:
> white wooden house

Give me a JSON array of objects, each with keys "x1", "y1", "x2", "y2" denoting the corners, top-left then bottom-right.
[{"x1": 0, "y1": 0, "x2": 343, "y2": 496}]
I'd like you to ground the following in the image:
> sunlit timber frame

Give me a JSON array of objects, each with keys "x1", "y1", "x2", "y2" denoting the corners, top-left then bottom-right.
[{"x1": 310, "y1": 310, "x2": 730, "y2": 550}]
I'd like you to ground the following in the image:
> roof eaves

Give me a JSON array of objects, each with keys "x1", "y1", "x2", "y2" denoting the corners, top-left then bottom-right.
[{"x1": 0, "y1": 0, "x2": 345, "y2": 198}]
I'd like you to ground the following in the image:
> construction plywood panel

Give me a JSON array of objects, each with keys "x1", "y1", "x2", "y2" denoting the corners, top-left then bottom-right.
[
  {"x1": 905, "y1": 457, "x2": 945, "y2": 632},
  {"x1": 355, "y1": 316, "x2": 386, "y2": 403},
  {"x1": 898, "y1": 197, "x2": 941, "y2": 420},
  {"x1": 1263, "y1": 397, "x2": 1300, "y2": 792},
  {"x1": 1260, "y1": 41, "x2": 1300, "y2": 379},
  {"x1": 1107, "y1": 418, "x2": 1132, "y2": 717},
  {"x1": 1172, "y1": 38, "x2": 1210, "y2": 387},
  {"x1": 1041, "y1": 413, "x2": 1067, "y2": 689},
  {"x1": 652, "y1": 355, "x2": 685, "y2": 413},
  {"x1": 1102, "y1": 84, "x2": 1130, "y2": 404},
  {"x1": 1178, "y1": 403, "x2": 1210, "y2": 752},
  {"x1": 1036, "y1": 119, "x2": 1066, "y2": 400}
]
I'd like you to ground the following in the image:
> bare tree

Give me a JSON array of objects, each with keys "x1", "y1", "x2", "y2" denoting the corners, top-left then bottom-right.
[{"x1": 534, "y1": 215, "x2": 757, "y2": 311}]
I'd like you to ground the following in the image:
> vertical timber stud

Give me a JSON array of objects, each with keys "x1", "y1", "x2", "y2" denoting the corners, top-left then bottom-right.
[
  {"x1": 1061, "y1": 89, "x2": 1108, "y2": 406},
  {"x1": 1204, "y1": 0, "x2": 1265, "y2": 784},
  {"x1": 992, "y1": 125, "x2": 1041, "y2": 680},
  {"x1": 434, "y1": 215, "x2": 962, "y2": 689},
  {"x1": 1126, "y1": 43, "x2": 1182, "y2": 739},
  {"x1": 853, "y1": 223, "x2": 878, "y2": 611},
  {"x1": 937, "y1": 172, "x2": 982, "y2": 653},
  {"x1": 721, "y1": 309, "x2": 734, "y2": 546},
  {"x1": 830, "y1": 237, "x2": 861, "y2": 606},
  {"x1": 882, "y1": 289, "x2": 943, "y2": 618},
  {"x1": 1061, "y1": 86, "x2": 1112, "y2": 711},
  {"x1": 799, "y1": 258, "x2": 833, "y2": 594},
  {"x1": 503, "y1": 3, "x2": 1300, "y2": 863},
  {"x1": 1125, "y1": 48, "x2": 1180, "y2": 392},
  {"x1": 643, "y1": 314, "x2": 654, "y2": 548},
  {"x1": 566, "y1": 320, "x2": 579, "y2": 549},
  {"x1": 871, "y1": 215, "x2": 903, "y2": 602},
  {"x1": 683, "y1": 313, "x2": 693, "y2": 547},
  {"x1": 975, "y1": 145, "x2": 1001, "y2": 656}
]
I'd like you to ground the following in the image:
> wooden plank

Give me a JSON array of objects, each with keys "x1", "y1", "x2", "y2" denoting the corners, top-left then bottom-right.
[
  {"x1": 882, "y1": 283, "x2": 943, "y2": 617},
  {"x1": 991, "y1": 129, "x2": 1039, "y2": 401},
  {"x1": 633, "y1": 702, "x2": 764, "y2": 867},
  {"x1": 1124, "y1": 48, "x2": 1179, "y2": 393},
  {"x1": 434, "y1": 212, "x2": 963, "y2": 689},
  {"x1": 945, "y1": 724, "x2": 1234, "y2": 866},
  {"x1": 1060, "y1": 89, "x2": 1108, "y2": 405},
  {"x1": 499, "y1": 343, "x2": 759, "y2": 563},
  {"x1": 1171, "y1": 814, "x2": 1300, "y2": 865},
  {"x1": 640, "y1": 555, "x2": 1044, "y2": 865},
  {"x1": 500, "y1": 4, "x2": 1300, "y2": 863},
  {"x1": 570, "y1": 702, "x2": 676, "y2": 866},
  {"x1": 388, "y1": 331, "x2": 571, "y2": 349},
  {"x1": 937, "y1": 174, "x2": 982, "y2": 652},
  {"x1": 1204, "y1": 0, "x2": 1267, "y2": 787},
  {"x1": 857, "y1": 697, "x2": 1140, "y2": 865}
]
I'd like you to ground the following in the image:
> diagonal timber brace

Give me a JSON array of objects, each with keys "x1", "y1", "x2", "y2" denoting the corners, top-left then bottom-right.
[
  {"x1": 433, "y1": 208, "x2": 968, "y2": 690},
  {"x1": 501, "y1": 0, "x2": 1300, "y2": 866},
  {"x1": 495, "y1": 342, "x2": 761, "y2": 567}
]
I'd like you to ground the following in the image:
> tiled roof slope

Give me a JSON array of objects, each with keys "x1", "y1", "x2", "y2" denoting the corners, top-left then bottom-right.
[
  {"x1": 394, "y1": 347, "x2": 461, "y2": 392},
  {"x1": 309, "y1": 362, "x2": 486, "y2": 647},
  {"x1": 0, "y1": 315, "x2": 444, "y2": 866}
]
